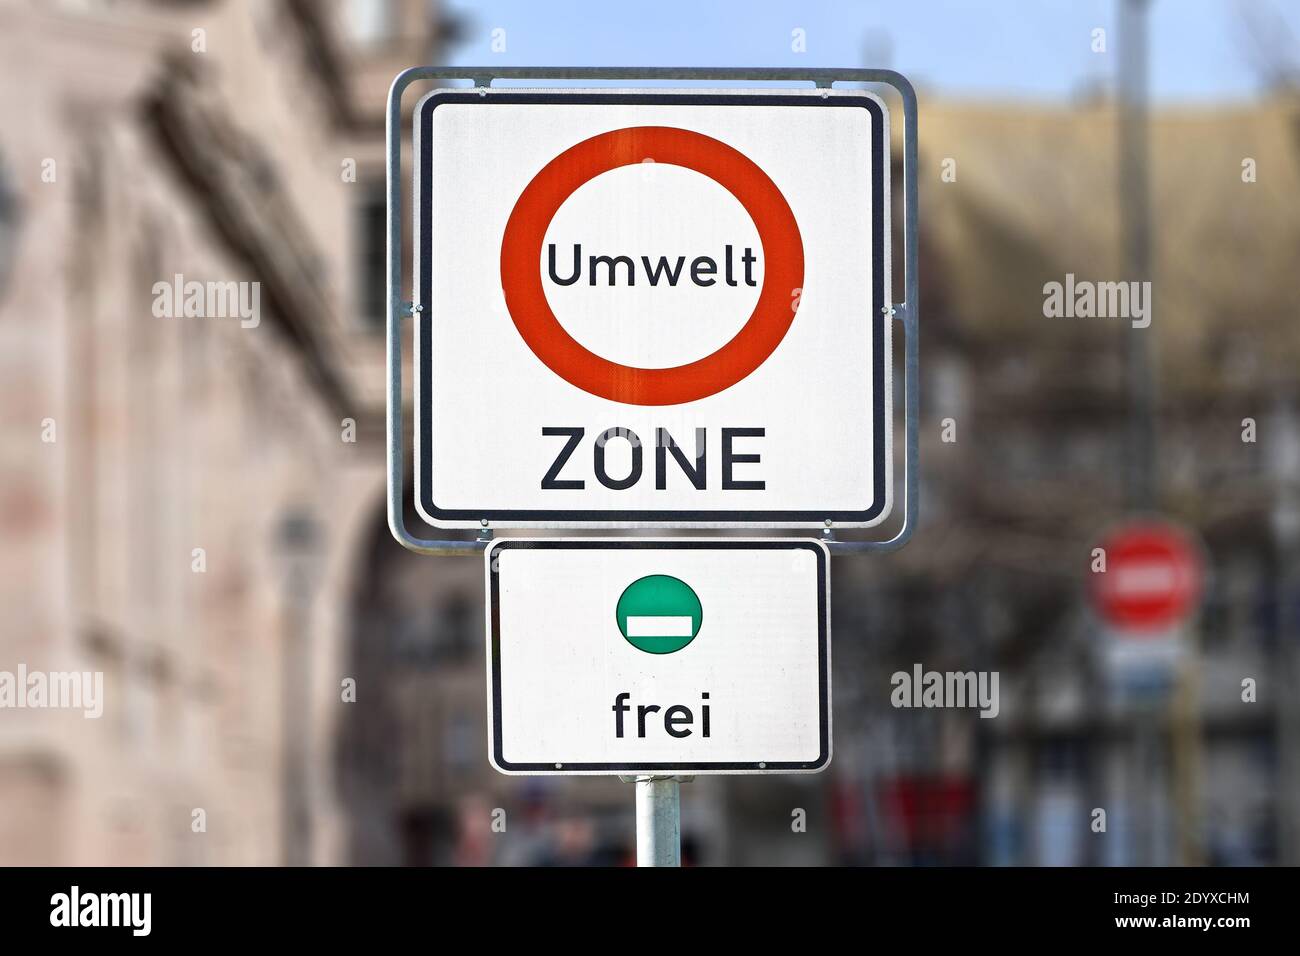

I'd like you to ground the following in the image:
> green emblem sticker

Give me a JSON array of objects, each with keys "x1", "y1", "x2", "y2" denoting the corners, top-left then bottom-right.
[{"x1": 616, "y1": 575, "x2": 703, "y2": 654}]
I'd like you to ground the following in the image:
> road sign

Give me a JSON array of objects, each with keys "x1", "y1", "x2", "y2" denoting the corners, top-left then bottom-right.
[
  {"x1": 1088, "y1": 519, "x2": 1206, "y2": 694},
  {"x1": 616, "y1": 575, "x2": 703, "y2": 653},
  {"x1": 414, "y1": 88, "x2": 891, "y2": 528},
  {"x1": 485, "y1": 538, "x2": 831, "y2": 774},
  {"x1": 1089, "y1": 520, "x2": 1205, "y2": 633}
]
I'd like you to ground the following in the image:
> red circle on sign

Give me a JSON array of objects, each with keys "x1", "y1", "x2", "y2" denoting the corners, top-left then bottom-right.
[
  {"x1": 1089, "y1": 521, "x2": 1204, "y2": 633},
  {"x1": 500, "y1": 126, "x2": 804, "y2": 406}
]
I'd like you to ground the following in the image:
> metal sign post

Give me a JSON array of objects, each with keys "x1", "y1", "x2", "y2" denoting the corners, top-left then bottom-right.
[
  {"x1": 387, "y1": 67, "x2": 919, "y2": 867},
  {"x1": 635, "y1": 777, "x2": 682, "y2": 867}
]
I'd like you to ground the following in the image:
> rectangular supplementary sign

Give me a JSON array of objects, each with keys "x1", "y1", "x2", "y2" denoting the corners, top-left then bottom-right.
[
  {"x1": 485, "y1": 538, "x2": 831, "y2": 774},
  {"x1": 415, "y1": 87, "x2": 891, "y2": 528}
]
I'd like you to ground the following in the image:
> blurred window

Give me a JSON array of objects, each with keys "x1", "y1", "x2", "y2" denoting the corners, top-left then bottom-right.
[
  {"x1": 0, "y1": 148, "x2": 19, "y2": 304},
  {"x1": 444, "y1": 710, "x2": 476, "y2": 774},
  {"x1": 356, "y1": 180, "x2": 386, "y2": 330},
  {"x1": 344, "y1": 0, "x2": 394, "y2": 48},
  {"x1": 392, "y1": 592, "x2": 474, "y2": 666}
]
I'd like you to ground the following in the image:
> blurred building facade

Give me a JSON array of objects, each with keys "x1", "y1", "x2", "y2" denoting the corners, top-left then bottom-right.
[
  {"x1": 0, "y1": 0, "x2": 453, "y2": 866},
  {"x1": 2, "y1": 0, "x2": 1299, "y2": 866}
]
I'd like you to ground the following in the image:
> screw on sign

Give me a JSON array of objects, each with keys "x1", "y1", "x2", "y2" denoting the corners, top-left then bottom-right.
[{"x1": 1089, "y1": 521, "x2": 1205, "y2": 633}]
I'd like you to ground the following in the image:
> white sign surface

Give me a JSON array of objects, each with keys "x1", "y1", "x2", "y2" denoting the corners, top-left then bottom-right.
[
  {"x1": 486, "y1": 539, "x2": 831, "y2": 774},
  {"x1": 415, "y1": 88, "x2": 891, "y2": 527}
]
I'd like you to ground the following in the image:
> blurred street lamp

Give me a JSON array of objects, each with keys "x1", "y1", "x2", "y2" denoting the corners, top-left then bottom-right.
[
  {"x1": 275, "y1": 508, "x2": 324, "y2": 867},
  {"x1": 1119, "y1": 0, "x2": 1155, "y2": 509},
  {"x1": 1115, "y1": 0, "x2": 1166, "y2": 867}
]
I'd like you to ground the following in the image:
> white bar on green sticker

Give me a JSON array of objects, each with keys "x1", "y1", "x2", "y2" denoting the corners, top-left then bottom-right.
[{"x1": 626, "y1": 616, "x2": 693, "y2": 637}]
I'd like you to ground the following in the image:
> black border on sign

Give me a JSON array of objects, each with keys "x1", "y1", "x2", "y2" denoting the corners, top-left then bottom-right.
[
  {"x1": 486, "y1": 539, "x2": 831, "y2": 773},
  {"x1": 416, "y1": 90, "x2": 888, "y2": 525}
]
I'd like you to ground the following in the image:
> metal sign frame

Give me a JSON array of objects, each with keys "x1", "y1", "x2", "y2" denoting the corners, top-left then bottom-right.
[
  {"x1": 414, "y1": 87, "x2": 891, "y2": 529},
  {"x1": 387, "y1": 67, "x2": 918, "y2": 555}
]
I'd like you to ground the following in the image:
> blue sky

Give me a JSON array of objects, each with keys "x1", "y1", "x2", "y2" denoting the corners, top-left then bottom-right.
[{"x1": 444, "y1": 0, "x2": 1300, "y2": 103}]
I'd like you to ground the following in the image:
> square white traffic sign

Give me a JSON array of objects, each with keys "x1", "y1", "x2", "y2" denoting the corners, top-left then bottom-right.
[{"x1": 486, "y1": 538, "x2": 831, "y2": 774}]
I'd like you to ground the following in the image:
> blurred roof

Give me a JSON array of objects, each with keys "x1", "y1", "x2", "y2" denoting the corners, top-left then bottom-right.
[{"x1": 915, "y1": 94, "x2": 1300, "y2": 397}]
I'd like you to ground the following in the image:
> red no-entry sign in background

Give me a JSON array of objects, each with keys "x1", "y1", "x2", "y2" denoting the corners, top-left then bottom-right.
[{"x1": 1089, "y1": 520, "x2": 1205, "y2": 633}]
